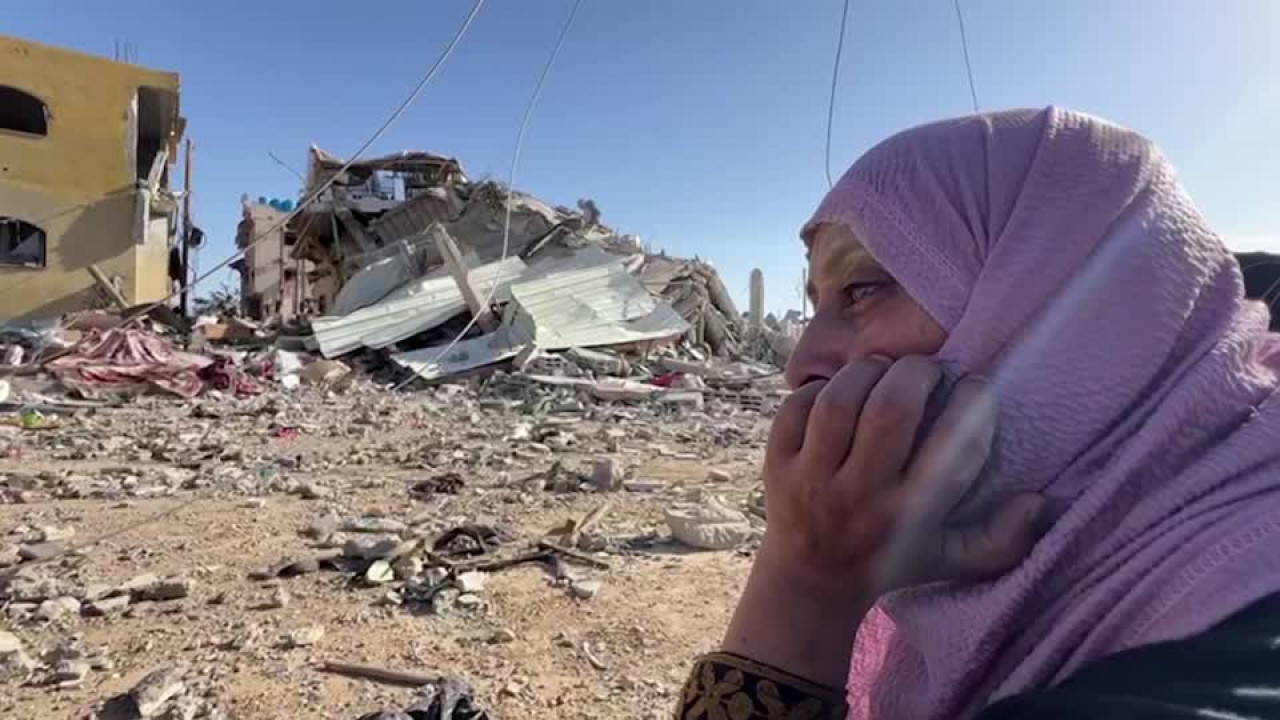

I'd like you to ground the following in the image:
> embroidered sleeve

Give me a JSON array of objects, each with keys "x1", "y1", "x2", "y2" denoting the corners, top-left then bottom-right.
[{"x1": 675, "y1": 652, "x2": 849, "y2": 719}]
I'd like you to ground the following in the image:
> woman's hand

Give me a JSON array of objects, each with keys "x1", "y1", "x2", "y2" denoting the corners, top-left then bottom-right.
[
  {"x1": 760, "y1": 355, "x2": 1044, "y2": 597},
  {"x1": 721, "y1": 356, "x2": 1043, "y2": 688}
]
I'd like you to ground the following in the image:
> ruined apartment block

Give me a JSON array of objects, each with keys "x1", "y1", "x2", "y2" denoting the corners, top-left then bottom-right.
[
  {"x1": 0, "y1": 35, "x2": 184, "y2": 319},
  {"x1": 232, "y1": 199, "x2": 314, "y2": 322}
]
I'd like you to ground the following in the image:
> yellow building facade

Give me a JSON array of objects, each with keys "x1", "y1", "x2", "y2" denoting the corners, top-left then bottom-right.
[{"x1": 0, "y1": 35, "x2": 183, "y2": 319}]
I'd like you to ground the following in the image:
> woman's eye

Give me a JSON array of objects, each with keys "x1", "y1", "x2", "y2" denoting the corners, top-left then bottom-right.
[{"x1": 845, "y1": 282, "x2": 886, "y2": 305}]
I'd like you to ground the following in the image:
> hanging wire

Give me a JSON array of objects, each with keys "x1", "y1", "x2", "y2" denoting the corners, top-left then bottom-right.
[
  {"x1": 393, "y1": 0, "x2": 585, "y2": 391},
  {"x1": 268, "y1": 151, "x2": 306, "y2": 182},
  {"x1": 825, "y1": 0, "x2": 852, "y2": 188},
  {"x1": 953, "y1": 0, "x2": 980, "y2": 113}
]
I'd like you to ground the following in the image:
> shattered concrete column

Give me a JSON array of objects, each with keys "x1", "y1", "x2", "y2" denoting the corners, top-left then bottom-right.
[
  {"x1": 749, "y1": 268, "x2": 764, "y2": 330},
  {"x1": 703, "y1": 266, "x2": 743, "y2": 331},
  {"x1": 430, "y1": 223, "x2": 499, "y2": 332},
  {"x1": 703, "y1": 308, "x2": 735, "y2": 357}
]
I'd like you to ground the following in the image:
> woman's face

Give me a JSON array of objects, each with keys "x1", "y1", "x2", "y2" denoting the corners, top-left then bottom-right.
[{"x1": 784, "y1": 223, "x2": 948, "y2": 389}]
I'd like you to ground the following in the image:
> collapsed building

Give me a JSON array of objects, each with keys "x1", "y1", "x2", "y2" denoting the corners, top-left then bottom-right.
[{"x1": 283, "y1": 146, "x2": 792, "y2": 380}]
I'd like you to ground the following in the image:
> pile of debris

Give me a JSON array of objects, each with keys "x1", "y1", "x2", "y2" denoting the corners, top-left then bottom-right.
[
  {"x1": 288, "y1": 146, "x2": 791, "y2": 384},
  {"x1": 0, "y1": 145, "x2": 793, "y2": 421}
]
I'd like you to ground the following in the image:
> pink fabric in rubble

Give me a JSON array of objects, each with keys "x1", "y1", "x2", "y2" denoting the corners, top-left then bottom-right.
[
  {"x1": 46, "y1": 328, "x2": 212, "y2": 398},
  {"x1": 802, "y1": 107, "x2": 1280, "y2": 719}
]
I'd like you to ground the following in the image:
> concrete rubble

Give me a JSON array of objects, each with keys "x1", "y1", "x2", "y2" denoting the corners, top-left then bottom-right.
[
  {"x1": 0, "y1": 143, "x2": 798, "y2": 719},
  {"x1": 278, "y1": 144, "x2": 793, "y2": 384}
]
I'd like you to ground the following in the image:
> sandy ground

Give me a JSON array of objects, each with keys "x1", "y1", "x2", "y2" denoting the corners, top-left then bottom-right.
[{"x1": 1, "y1": 379, "x2": 768, "y2": 719}]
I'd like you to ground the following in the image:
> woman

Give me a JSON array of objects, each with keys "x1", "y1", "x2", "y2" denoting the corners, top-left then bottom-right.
[{"x1": 677, "y1": 107, "x2": 1280, "y2": 719}]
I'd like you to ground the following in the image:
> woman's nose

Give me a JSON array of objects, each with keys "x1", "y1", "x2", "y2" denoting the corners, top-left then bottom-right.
[{"x1": 783, "y1": 311, "x2": 848, "y2": 389}]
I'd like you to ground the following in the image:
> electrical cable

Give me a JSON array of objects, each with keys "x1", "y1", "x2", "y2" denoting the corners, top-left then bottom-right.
[
  {"x1": 825, "y1": 0, "x2": 852, "y2": 189},
  {"x1": 392, "y1": 0, "x2": 584, "y2": 391},
  {"x1": 954, "y1": 0, "x2": 980, "y2": 113}
]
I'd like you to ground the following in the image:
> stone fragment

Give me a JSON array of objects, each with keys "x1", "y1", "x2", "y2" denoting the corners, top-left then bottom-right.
[
  {"x1": 339, "y1": 517, "x2": 408, "y2": 535},
  {"x1": 134, "y1": 577, "x2": 194, "y2": 602},
  {"x1": 0, "y1": 630, "x2": 36, "y2": 683},
  {"x1": 84, "y1": 594, "x2": 131, "y2": 617},
  {"x1": 294, "y1": 482, "x2": 331, "y2": 500},
  {"x1": 48, "y1": 659, "x2": 91, "y2": 688},
  {"x1": 589, "y1": 458, "x2": 625, "y2": 492},
  {"x1": 31, "y1": 525, "x2": 75, "y2": 543},
  {"x1": 342, "y1": 535, "x2": 404, "y2": 560},
  {"x1": 279, "y1": 556, "x2": 321, "y2": 577},
  {"x1": 488, "y1": 628, "x2": 517, "y2": 644},
  {"x1": 113, "y1": 573, "x2": 160, "y2": 597},
  {"x1": 129, "y1": 666, "x2": 187, "y2": 717},
  {"x1": 262, "y1": 587, "x2": 290, "y2": 610},
  {"x1": 285, "y1": 625, "x2": 325, "y2": 648},
  {"x1": 455, "y1": 571, "x2": 488, "y2": 594},
  {"x1": 569, "y1": 579, "x2": 601, "y2": 600},
  {"x1": 364, "y1": 560, "x2": 394, "y2": 586},
  {"x1": 665, "y1": 498, "x2": 755, "y2": 550},
  {"x1": 18, "y1": 541, "x2": 65, "y2": 562},
  {"x1": 37, "y1": 595, "x2": 82, "y2": 621}
]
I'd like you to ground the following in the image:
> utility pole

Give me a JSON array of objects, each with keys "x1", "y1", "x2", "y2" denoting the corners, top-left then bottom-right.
[
  {"x1": 800, "y1": 268, "x2": 809, "y2": 320},
  {"x1": 180, "y1": 138, "x2": 193, "y2": 317}
]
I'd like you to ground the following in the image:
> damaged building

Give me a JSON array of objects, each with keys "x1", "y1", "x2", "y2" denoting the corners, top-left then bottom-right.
[
  {"x1": 285, "y1": 145, "x2": 791, "y2": 380},
  {"x1": 0, "y1": 35, "x2": 185, "y2": 319},
  {"x1": 232, "y1": 198, "x2": 314, "y2": 322}
]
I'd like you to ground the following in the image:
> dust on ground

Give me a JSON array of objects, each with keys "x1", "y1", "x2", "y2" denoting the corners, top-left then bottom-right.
[{"x1": 1, "y1": 377, "x2": 768, "y2": 719}]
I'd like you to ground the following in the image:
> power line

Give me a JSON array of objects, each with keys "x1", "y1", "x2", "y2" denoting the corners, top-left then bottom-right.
[
  {"x1": 268, "y1": 151, "x2": 306, "y2": 182},
  {"x1": 394, "y1": 0, "x2": 585, "y2": 390},
  {"x1": 825, "y1": 0, "x2": 852, "y2": 188},
  {"x1": 953, "y1": 0, "x2": 980, "y2": 113}
]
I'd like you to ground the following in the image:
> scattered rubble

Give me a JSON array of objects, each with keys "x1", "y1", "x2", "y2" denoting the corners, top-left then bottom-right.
[
  {"x1": 284, "y1": 625, "x2": 326, "y2": 649},
  {"x1": 352, "y1": 674, "x2": 492, "y2": 720},
  {"x1": 96, "y1": 665, "x2": 224, "y2": 720},
  {"x1": 0, "y1": 631, "x2": 36, "y2": 684},
  {"x1": 0, "y1": 144, "x2": 791, "y2": 719},
  {"x1": 125, "y1": 666, "x2": 186, "y2": 717}
]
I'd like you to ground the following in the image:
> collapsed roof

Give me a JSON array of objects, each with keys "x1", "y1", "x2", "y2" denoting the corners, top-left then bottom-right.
[{"x1": 291, "y1": 146, "x2": 788, "y2": 378}]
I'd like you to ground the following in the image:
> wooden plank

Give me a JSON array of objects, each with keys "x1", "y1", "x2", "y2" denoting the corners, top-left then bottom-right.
[
  {"x1": 319, "y1": 661, "x2": 438, "y2": 687},
  {"x1": 87, "y1": 264, "x2": 130, "y2": 310},
  {"x1": 430, "y1": 223, "x2": 498, "y2": 332},
  {"x1": 537, "y1": 540, "x2": 612, "y2": 570}
]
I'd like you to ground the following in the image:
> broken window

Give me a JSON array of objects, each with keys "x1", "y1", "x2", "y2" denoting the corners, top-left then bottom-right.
[
  {"x1": 134, "y1": 86, "x2": 171, "y2": 181},
  {"x1": 0, "y1": 86, "x2": 49, "y2": 136},
  {"x1": 0, "y1": 218, "x2": 47, "y2": 268}
]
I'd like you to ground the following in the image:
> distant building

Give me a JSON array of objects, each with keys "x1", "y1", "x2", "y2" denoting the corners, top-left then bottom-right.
[
  {"x1": 232, "y1": 199, "x2": 313, "y2": 321},
  {"x1": 0, "y1": 35, "x2": 184, "y2": 319}
]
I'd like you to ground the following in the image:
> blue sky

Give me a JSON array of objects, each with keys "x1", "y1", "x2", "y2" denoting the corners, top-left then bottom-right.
[{"x1": 10, "y1": 0, "x2": 1279, "y2": 313}]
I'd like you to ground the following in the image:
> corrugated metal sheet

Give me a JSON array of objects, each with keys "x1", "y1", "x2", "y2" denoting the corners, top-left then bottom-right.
[
  {"x1": 390, "y1": 322, "x2": 532, "y2": 381},
  {"x1": 330, "y1": 236, "x2": 437, "y2": 316},
  {"x1": 310, "y1": 257, "x2": 526, "y2": 358},
  {"x1": 510, "y1": 252, "x2": 688, "y2": 351}
]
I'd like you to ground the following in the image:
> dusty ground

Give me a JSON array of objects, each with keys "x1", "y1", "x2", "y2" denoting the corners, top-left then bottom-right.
[{"x1": 0, "y1": 375, "x2": 771, "y2": 719}]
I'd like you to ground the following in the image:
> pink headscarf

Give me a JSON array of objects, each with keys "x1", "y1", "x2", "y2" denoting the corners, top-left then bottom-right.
[{"x1": 803, "y1": 107, "x2": 1280, "y2": 719}]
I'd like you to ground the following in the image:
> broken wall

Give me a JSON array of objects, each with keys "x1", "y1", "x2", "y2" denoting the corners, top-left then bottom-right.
[{"x1": 0, "y1": 35, "x2": 181, "y2": 320}]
